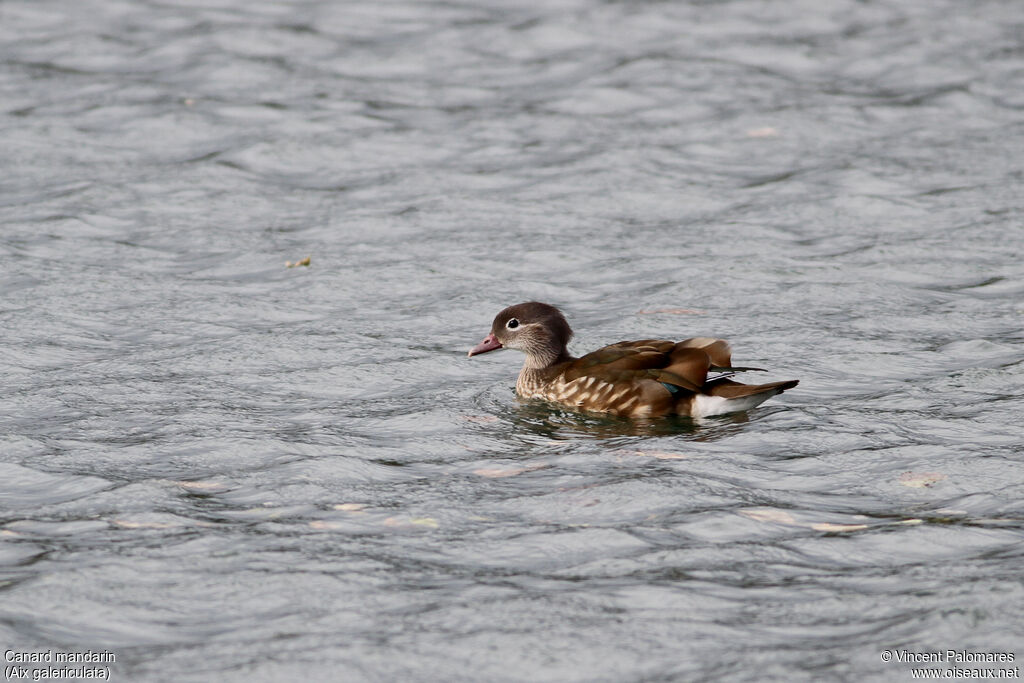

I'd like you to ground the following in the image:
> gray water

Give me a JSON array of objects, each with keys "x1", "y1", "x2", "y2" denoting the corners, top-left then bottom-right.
[{"x1": 2, "y1": 0, "x2": 1023, "y2": 680}]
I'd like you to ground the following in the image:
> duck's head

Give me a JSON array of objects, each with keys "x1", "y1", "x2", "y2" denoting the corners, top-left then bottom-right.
[{"x1": 468, "y1": 302, "x2": 574, "y2": 367}]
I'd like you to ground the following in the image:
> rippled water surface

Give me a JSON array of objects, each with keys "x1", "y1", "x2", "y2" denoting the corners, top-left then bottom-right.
[{"x1": 2, "y1": 0, "x2": 1023, "y2": 680}]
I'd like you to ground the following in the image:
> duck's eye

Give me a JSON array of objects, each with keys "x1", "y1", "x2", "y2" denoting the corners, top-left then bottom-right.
[{"x1": 506, "y1": 318, "x2": 520, "y2": 330}]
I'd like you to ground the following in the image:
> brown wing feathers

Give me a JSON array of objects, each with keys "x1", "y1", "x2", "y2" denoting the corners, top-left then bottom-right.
[
  {"x1": 564, "y1": 340, "x2": 721, "y2": 394},
  {"x1": 564, "y1": 336, "x2": 788, "y2": 399},
  {"x1": 661, "y1": 346, "x2": 712, "y2": 389},
  {"x1": 676, "y1": 338, "x2": 732, "y2": 368},
  {"x1": 704, "y1": 378, "x2": 800, "y2": 398}
]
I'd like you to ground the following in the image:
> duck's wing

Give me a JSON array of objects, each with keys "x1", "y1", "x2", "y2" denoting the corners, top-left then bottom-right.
[
  {"x1": 545, "y1": 338, "x2": 794, "y2": 417},
  {"x1": 563, "y1": 339, "x2": 713, "y2": 393},
  {"x1": 677, "y1": 337, "x2": 768, "y2": 373}
]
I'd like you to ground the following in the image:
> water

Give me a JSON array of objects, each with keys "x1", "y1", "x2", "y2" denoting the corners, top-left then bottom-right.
[{"x1": 2, "y1": 0, "x2": 1023, "y2": 680}]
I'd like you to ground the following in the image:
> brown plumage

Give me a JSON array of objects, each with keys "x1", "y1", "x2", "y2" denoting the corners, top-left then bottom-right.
[{"x1": 468, "y1": 302, "x2": 798, "y2": 418}]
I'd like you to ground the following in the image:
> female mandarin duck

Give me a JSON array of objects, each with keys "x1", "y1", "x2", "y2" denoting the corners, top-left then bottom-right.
[{"x1": 468, "y1": 302, "x2": 798, "y2": 418}]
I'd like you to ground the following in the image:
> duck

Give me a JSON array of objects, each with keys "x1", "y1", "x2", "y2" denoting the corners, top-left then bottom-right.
[{"x1": 468, "y1": 302, "x2": 798, "y2": 418}]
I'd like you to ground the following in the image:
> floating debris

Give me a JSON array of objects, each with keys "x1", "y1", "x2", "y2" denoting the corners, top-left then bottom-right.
[
  {"x1": 286, "y1": 256, "x2": 311, "y2": 268},
  {"x1": 617, "y1": 449, "x2": 688, "y2": 460},
  {"x1": 740, "y1": 508, "x2": 797, "y2": 525},
  {"x1": 111, "y1": 519, "x2": 181, "y2": 530},
  {"x1": 382, "y1": 516, "x2": 439, "y2": 529},
  {"x1": 746, "y1": 127, "x2": 780, "y2": 138},
  {"x1": 174, "y1": 480, "x2": 229, "y2": 492},
  {"x1": 474, "y1": 463, "x2": 547, "y2": 478},
  {"x1": 899, "y1": 472, "x2": 947, "y2": 488},
  {"x1": 810, "y1": 522, "x2": 869, "y2": 533},
  {"x1": 740, "y1": 507, "x2": 898, "y2": 534}
]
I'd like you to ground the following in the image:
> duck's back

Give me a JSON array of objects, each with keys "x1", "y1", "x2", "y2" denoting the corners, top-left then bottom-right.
[{"x1": 516, "y1": 337, "x2": 797, "y2": 418}]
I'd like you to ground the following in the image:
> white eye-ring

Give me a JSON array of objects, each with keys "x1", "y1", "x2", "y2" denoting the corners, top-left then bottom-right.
[{"x1": 506, "y1": 318, "x2": 520, "y2": 330}]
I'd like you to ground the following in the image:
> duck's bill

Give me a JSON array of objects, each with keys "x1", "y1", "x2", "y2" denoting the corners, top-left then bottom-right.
[{"x1": 468, "y1": 333, "x2": 502, "y2": 357}]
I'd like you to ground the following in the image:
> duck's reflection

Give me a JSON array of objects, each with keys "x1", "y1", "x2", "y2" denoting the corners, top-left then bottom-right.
[{"x1": 507, "y1": 399, "x2": 754, "y2": 440}]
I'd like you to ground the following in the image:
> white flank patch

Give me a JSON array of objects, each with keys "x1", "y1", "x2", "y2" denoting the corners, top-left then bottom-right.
[{"x1": 691, "y1": 392, "x2": 775, "y2": 418}]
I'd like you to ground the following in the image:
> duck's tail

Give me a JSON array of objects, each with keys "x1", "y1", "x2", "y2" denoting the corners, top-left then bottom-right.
[{"x1": 685, "y1": 378, "x2": 799, "y2": 417}]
